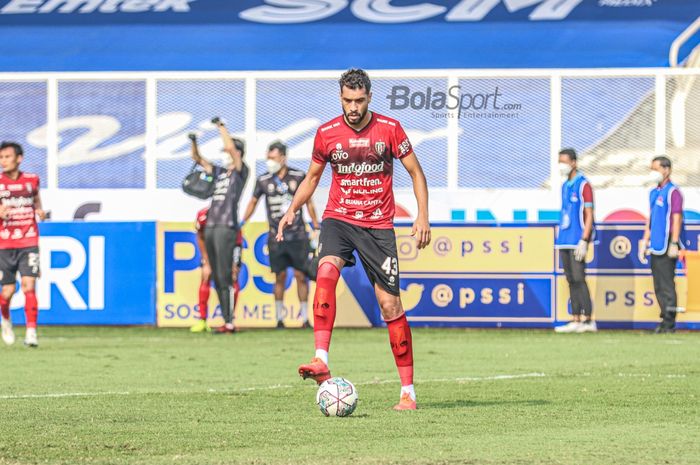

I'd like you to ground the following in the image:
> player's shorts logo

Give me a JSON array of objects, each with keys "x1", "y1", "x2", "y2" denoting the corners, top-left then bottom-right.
[{"x1": 374, "y1": 141, "x2": 386, "y2": 156}]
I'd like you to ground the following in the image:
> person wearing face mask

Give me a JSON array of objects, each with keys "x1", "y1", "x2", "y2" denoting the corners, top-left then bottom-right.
[
  {"x1": 241, "y1": 141, "x2": 320, "y2": 328},
  {"x1": 554, "y1": 148, "x2": 597, "y2": 333},
  {"x1": 642, "y1": 156, "x2": 685, "y2": 333}
]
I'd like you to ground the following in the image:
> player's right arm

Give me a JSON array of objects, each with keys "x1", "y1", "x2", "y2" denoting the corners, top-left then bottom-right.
[
  {"x1": 190, "y1": 134, "x2": 213, "y2": 174},
  {"x1": 215, "y1": 119, "x2": 243, "y2": 173},
  {"x1": 276, "y1": 160, "x2": 325, "y2": 241}
]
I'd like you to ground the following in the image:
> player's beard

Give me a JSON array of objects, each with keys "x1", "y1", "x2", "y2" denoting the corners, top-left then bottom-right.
[{"x1": 344, "y1": 108, "x2": 366, "y2": 125}]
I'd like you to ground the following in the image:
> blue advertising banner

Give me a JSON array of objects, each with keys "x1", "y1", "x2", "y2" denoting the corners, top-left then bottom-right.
[
  {"x1": 400, "y1": 275, "x2": 554, "y2": 327},
  {"x1": 558, "y1": 224, "x2": 700, "y2": 274},
  {"x1": 8, "y1": 222, "x2": 156, "y2": 325},
  {"x1": 555, "y1": 224, "x2": 700, "y2": 330},
  {"x1": 1, "y1": 1, "x2": 698, "y2": 70}
]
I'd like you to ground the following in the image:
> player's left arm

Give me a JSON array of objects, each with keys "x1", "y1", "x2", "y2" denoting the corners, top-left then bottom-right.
[
  {"x1": 670, "y1": 189, "x2": 683, "y2": 244},
  {"x1": 400, "y1": 152, "x2": 430, "y2": 249},
  {"x1": 215, "y1": 119, "x2": 243, "y2": 173},
  {"x1": 581, "y1": 182, "x2": 594, "y2": 242},
  {"x1": 34, "y1": 190, "x2": 46, "y2": 221}
]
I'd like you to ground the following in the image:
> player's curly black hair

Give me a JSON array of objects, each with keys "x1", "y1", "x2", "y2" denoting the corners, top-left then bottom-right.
[
  {"x1": 0, "y1": 141, "x2": 23, "y2": 156},
  {"x1": 339, "y1": 68, "x2": 371, "y2": 94}
]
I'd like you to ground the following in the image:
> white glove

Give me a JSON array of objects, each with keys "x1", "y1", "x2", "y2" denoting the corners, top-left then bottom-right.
[
  {"x1": 667, "y1": 242, "x2": 680, "y2": 259},
  {"x1": 574, "y1": 239, "x2": 589, "y2": 262}
]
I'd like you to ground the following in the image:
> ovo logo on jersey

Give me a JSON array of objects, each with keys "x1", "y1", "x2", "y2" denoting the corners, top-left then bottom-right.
[{"x1": 331, "y1": 143, "x2": 349, "y2": 161}]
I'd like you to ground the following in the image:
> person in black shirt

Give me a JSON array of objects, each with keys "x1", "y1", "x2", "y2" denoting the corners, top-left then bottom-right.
[
  {"x1": 190, "y1": 118, "x2": 249, "y2": 334},
  {"x1": 241, "y1": 141, "x2": 319, "y2": 328}
]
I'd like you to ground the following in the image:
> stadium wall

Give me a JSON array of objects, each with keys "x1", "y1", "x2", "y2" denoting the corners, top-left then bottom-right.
[
  {"x1": 13, "y1": 221, "x2": 699, "y2": 330},
  {"x1": 1, "y1": 68, "x2": 700, "y2": 225}
]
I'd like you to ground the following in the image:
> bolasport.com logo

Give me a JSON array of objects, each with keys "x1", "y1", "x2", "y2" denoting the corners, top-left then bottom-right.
[{"x1": 386, "y1": 85, "x2": 522, "y2": 120}]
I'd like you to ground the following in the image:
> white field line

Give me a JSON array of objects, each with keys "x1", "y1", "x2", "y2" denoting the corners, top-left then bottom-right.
[{"x1": 0, "y1": 373, "x2": 546, "y2": 401}]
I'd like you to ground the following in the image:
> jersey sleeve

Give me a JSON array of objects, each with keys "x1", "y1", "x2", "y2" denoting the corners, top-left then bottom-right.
[
  {"x1": 581, "y1": 182, "x2": 594, "y2": 207},
  {"x1": 393, "y1": 121, "x2": 413, "y2": 159},
  {"x1": 311, "y1": 129, "x2": 328, "y2": 165},
  {"x1": 253, "y1": 177, "x2": 264, "y2": 199},
  {"x1": 671, "y1": 189, "x2": 683, "y2": 214}
]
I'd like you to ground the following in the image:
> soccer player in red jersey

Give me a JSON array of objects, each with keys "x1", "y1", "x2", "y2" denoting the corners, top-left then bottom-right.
[
  {"x1": 0, "y1": 142, "x2": 46, "y2": 347},
  {"x1": 190, "y1": 207, "x2": 245, "y2": 333},
  {"x1": 277, "y1": 69, "x2": 431, "y2": 410}
]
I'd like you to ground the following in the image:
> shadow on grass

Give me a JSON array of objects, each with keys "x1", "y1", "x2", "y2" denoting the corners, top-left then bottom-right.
[{"x1": 421, "y1": 399, "x2": 549, "y2": 409}]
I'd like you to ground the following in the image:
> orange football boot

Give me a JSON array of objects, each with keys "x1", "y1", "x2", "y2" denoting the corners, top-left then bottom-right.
[
  {"x1": 298, "y1": 357, "x2": 331, "y2": 384},
  {"x1": 393, "y1": 392, "x2": 417, "y2": 411}
]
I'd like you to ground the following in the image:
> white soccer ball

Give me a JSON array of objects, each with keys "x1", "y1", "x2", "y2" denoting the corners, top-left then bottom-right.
[{"x1": 316, "y1": 377, "x2": 358, "y2": 417}]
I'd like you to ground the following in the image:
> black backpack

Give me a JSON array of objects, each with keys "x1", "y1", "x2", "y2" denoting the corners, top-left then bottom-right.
[{"x1": 182, "y1": 163, "x2": 215, "y2": 199}]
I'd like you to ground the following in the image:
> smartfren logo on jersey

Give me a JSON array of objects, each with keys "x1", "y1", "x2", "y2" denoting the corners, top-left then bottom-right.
[{"x1": 336, "y1": 161, "x2": 384, "y2": 176}]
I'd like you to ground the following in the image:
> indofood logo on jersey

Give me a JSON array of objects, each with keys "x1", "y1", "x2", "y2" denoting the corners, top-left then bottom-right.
[{"x1": 336, "y1": 161, "x2": 384, "y2": 176}]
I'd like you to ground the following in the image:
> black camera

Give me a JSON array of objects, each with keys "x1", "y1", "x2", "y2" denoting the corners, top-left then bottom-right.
[
  {"x1": 187, "y1": 132, "x2": 197, "y2": 141},
  {"x1": 211, "y1": 116, "x2": 222, "y2": 126}
]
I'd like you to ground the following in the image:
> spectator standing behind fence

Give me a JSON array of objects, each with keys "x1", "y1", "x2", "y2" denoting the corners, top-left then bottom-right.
[
  {"x1": 241, "y1": 141, "x2": 320, "y2": 329},
  {"x1": 642, "y1": 156, "x2": 685, "y2": 334},
  {"x1": 554, "y1": 148, "x2": 597, "y2": 333},
  {"x1": 190, "y1": 118, "x2": 249, "y2": 334}
]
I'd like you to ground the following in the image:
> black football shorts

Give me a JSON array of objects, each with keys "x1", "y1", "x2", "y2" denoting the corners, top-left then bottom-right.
[
  {"x1": 0, "y1": 246, "x2": 40, "y2": 285},
  {"x1": 317, "y1": 218, "x2": 399, "y2": 296}
]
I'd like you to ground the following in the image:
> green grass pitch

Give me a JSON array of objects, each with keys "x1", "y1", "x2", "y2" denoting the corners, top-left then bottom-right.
[{"x1": 0, "y1": 327, "x2": 698, "y2": 465}]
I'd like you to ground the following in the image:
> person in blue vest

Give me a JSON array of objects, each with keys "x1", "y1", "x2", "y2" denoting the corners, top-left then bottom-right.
[
  {"x1": 642, "y1": 156, "x2": 685, "y2": 334},
  {"x1": 555, "y1": 148, "x2": 597, "y2": 333}
]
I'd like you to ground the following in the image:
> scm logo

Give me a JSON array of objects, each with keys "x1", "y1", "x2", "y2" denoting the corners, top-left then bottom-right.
[{"x1": 240, "y1": 0, "x2": 584, "y2": 24}]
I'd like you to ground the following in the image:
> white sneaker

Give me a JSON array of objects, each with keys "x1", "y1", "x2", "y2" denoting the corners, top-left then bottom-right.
[
  {"x1": 554, "y1": 321, "x2": 581, "y2": 333},
  {"x1": 24, "y1": 327, "x2": 38, "y2": 347},
  {"x1": 576, "y1": 321, "x2": 598, "y2": 333},
  {"x1": 1, "y1": 318, "x2": 15, "y2": 345}
]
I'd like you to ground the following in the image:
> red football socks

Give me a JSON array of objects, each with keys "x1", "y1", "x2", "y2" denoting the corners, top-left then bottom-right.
[
  {"x1": 387, "y1": 313, "x2": 414, "y2": 387},
  {"x1": 24, "y1": 291, "x2": 38, "y2": 329},
  {"x1": 198, "y1": 281, "x2": 210, "y2": 320},
  {"x1": 0, "y1": 296, "x2": 9, "y2": 320},
  {"x1": 313, "y1": 262, "x2": 340, "y2": 352}
]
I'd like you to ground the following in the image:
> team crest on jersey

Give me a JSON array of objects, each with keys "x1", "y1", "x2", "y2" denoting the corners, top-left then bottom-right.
[{"x1": 374, "y1": 141, "x2": 386, "y2": 156}]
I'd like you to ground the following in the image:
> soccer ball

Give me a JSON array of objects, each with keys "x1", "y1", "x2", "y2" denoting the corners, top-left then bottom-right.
[{"x1": 316, "y1": 377, "x2": 358, "y2": 417}]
